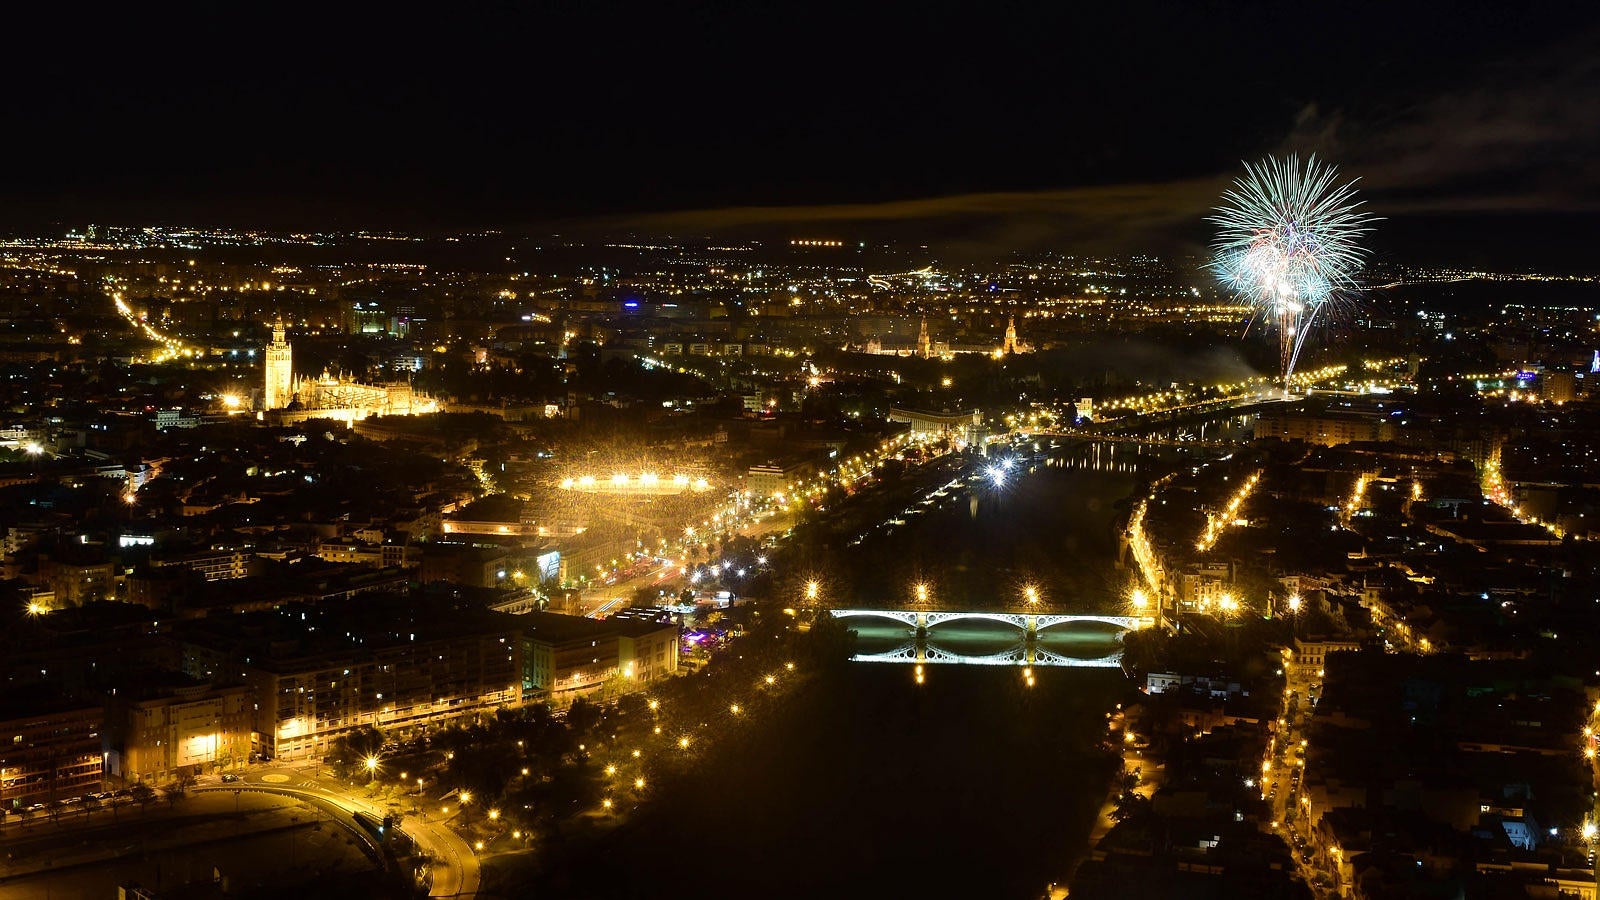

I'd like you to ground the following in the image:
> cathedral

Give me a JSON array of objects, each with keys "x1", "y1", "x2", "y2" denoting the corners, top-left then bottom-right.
[{"x1": 262, "y1": 321, "x2": 439, "y2": 424}]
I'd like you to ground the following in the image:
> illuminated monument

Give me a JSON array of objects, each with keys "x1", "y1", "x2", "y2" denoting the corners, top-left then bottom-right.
[
  {"x1": 261, "y1": 319, "x2": 439, "y2": 424},
  {"x1": 1000, "y1": 316, "x2": 1033, "y2": 354},
  {"x1": 264, "y1": 320, "x2": 294, "y2": 409}
]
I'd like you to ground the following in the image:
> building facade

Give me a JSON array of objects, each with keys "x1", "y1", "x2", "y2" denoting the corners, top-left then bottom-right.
[
  {"x1": 0, "y1": 702, "x2": 104, "y2": 808},
  {"x1": 151, "y1": 547, "x2": 255, "y2": 581},
  {"x1": 238, "y1": 631, "x2": 522, "y2": 761},
  {"x1": 115, "y1": 683, "x2": 253, "y2": 784},
  {"x1": 264, "y1": 320, "x2": 293, "y2": 410}
]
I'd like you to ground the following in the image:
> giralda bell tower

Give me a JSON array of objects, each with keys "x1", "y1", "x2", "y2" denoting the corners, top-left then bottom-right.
[{"x1": 264, "y1": 320, "x2": 293, "y2": 409}]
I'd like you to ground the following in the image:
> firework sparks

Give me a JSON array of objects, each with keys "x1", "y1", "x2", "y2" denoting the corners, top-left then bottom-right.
[{"x1": 1209, "y1": 155, "x2": 1376, "y2": 391}]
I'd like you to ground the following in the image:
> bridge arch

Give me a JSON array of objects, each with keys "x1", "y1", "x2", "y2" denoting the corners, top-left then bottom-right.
[
  {"x1": 828, "y1": 609, "x2": 919, "y2": 629},
  {"x1": 923, "y1": 611, "x2": 1028, "y2": 631},
  {"x1": 1033, "y1": 615, "x2": 1148, "y2": 634},
  {"x1": 830, "y1": 609, "x2": 1156, "y2": 635},
  {"x1": 1032, "y1": 646, "x2": 1125, "y2": 668},
  {"x1": 922, "y1": 642, "x2": 1028, "y2": 666}
]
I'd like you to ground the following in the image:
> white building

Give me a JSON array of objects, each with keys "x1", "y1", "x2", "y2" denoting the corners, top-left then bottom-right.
[{"x1": 263, "y1": 321, "x2": 293, "y2": 410}]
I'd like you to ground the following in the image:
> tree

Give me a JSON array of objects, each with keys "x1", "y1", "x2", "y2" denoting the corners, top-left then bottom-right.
[
  {"x1": 565, "y1": 697, "x2": 602, "y2": 739},
  {"x1": 162, "y1": 782, "x2": 189, "y2": 806},
  {"x1": 1110, "y1": 790, "x2": 1153, "y2": 825},
  {"x1": 129, "y1": 782, "x2": 156, "y2": 813},
  {"x1": 1116, "y1": 768, "x2": 1142, "y2": 793},
  {"x1": 326, "y1": 725, "x2": 386, "y2": 779}
]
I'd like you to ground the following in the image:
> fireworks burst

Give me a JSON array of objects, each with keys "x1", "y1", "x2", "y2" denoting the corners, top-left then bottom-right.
[{"x1": 1209, "y1": 155, "x2": 1376, "y2": 391}]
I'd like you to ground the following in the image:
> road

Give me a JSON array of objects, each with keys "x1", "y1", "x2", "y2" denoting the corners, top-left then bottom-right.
[
  {"x1": 195, "y1": 766, "x2": 480, "y2": 898},
  {"x1": 1270, "y1": 672, "x2": 1338, "y2": 899},
  {"x1": 577, "y1": 508, "x2": 800, "y2": 618}
]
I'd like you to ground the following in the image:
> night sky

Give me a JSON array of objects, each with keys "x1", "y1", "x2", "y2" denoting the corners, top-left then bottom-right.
[{"x1": 4, "y1": 2, "x2": 1598, "y2": 266}]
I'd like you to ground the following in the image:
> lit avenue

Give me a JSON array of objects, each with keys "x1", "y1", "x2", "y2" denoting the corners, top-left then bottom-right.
[{"x1": 2, "y1": 6, "x2": 1599, "y2": 899}]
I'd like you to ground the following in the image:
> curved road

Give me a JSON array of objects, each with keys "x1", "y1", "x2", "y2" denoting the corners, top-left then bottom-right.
[{"x1": 195, "y1": 779, "x2": 479, "y2": 898}]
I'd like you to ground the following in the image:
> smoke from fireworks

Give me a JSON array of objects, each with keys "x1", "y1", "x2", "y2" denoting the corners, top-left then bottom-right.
[{"x1": 1209, "y1": 155, "x2": 1376, "y2": 390}]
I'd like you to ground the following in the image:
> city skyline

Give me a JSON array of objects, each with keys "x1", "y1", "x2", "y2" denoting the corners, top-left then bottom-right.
[{"x1": 3, "y1": 5, "x2": 1600, "y2": 899}]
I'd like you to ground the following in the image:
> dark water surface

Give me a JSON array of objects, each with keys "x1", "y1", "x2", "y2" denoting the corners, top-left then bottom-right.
[
  {"x1": 525, "y1": 664, "x2": 1126, "y2": 899},
  {"x1": 520, "y1": 442, "x2": 1196, "y2": 898}
]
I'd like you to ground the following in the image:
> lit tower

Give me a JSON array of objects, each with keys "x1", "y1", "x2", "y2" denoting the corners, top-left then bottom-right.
[
  {"x1": 1003, "y1": 315, "x2": 1018, "y2": 354},
  {"x1": 917, "y1": 317, "x2": 931, "y2": 359},
  {"x1": 264, "y1": 320, "x2": 293, "y2": 409}
]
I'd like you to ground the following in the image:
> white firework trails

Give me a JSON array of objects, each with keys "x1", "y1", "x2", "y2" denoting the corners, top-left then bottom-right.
[{"x1": 1209, "y1": 154, "x2": 1376, "y2": 391}]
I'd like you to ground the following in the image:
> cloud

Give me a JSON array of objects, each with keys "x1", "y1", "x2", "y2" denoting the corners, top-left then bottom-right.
[
  {"x1": 598, "y1": 25, "x2": 1600, "y2": 255},
  {"x1": 1282, "y1": 29, "x2": 1600, "y2": 215},
  {"x1": 603, "y1": 178, "x2": 1228, "y2": 258}
]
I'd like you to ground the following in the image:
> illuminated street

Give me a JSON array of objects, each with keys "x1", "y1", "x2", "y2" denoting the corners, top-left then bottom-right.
[{"x1": 3, "y1": 8, "x2": 1600, "y2": 898}]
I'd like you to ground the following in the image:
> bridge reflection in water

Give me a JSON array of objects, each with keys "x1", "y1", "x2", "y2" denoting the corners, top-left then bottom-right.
[{"x1": 830, "y1": 609, "x2": 1153, "y2": 669}]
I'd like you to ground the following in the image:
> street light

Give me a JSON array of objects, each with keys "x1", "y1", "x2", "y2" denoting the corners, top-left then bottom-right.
[
  {"x1": 914, "y1": 582, "x2": 929, "y2": 604},
  {"x1": 363, "y1": 756, "x2": 379, "y2": 780},
  {"x1": 1287, "y1": 593, "x2": 1302, "y2": 613},
  {"x1": 1023, "y1": 586, "x2": 1040, "y2": 606},
  {"x1": 804, "y1": 580, "x2": 820, "y2": 602},
  {"x1": 1130, "y1": 589, "x2": 1148, "y2": 611}
]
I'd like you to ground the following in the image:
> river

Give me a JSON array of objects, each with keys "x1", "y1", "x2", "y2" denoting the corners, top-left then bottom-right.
[{"x1": 520, "y1": 439, "x2": 1207, "y2": 898}]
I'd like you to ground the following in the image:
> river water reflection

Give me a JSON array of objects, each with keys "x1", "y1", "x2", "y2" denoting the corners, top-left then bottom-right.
[{"x1": 526, "y1": 440, "x2": 1210, "y2": 899}]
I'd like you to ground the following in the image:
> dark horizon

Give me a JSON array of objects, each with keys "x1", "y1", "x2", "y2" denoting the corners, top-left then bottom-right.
[{"x1": 2, "y1": 2, "x2": 1598, "y2": 269}]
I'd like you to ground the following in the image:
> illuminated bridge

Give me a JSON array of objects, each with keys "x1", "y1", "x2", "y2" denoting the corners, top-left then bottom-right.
[{"x1": 828, "y1": 609, "x2": 1157, "y2": 668}]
